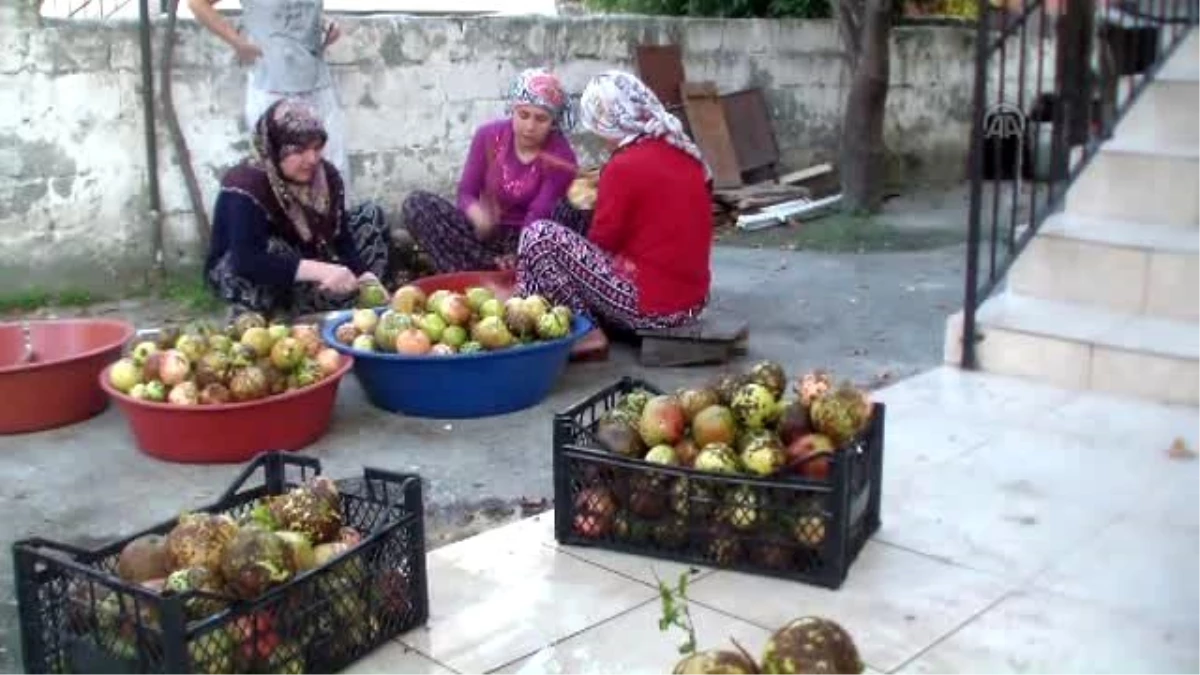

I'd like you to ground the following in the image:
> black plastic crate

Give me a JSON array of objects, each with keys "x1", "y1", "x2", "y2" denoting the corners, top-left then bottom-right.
[
  {"x1": 552, "y1": 377, "x2": 885, "y2": 590},
  {"x1": 14, "y1": 452, "x2": 430, "y2": 674}
]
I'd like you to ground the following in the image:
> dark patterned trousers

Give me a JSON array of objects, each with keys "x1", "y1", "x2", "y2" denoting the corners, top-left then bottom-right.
[
  {"x1": 207, "y1": 201, "x2": 391, "y2": 321},
  {"x1": 401, "y1": 190, "x2": 591, "y2": 274},
  {"x1": 514, "y1": 220, "x2": 705, "y2": 333}
]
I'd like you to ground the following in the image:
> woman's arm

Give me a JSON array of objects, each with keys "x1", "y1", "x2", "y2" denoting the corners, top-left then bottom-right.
[
  {"x1": 522, "y1": 135, "x2": 578, "y2": 228},
  {"x1": 331, "y1": 220, "x2": 368, "y2": 277},
  {"x1": 186, "y1": 0, "x2": 262, "y2": 64},
  {"x1": 219, "y1": 191, "x2": 301, "y2": 286},
  {"x1": 587, "y1": 161, "x2": 634, "y2": 254},
  {"x1": 456, "y1": 125, "x2": 490, "y2": 213}
]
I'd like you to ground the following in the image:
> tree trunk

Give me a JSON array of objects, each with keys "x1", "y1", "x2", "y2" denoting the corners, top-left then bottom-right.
[
  {"x1": 161, "y1": 0, "x2": 212, "y2": 249},
  {"x1": 838, "y1": 0, "x2": 893, "y2": 213}
]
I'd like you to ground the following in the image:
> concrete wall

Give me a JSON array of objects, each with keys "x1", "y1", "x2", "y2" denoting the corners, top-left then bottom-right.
[{"x1": 0, "y1": 5, "x2": 1047, "y2": 290}]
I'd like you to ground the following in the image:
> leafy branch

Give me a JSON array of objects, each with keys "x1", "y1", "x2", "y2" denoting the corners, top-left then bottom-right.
[{"x1": 656, "y1": 570, "x2": 698, "y2": 656}]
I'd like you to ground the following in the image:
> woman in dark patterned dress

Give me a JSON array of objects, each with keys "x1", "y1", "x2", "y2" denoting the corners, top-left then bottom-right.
[
  {"x1": 204, "y1": 98, "x2": 391, "y2": 320},
  {"x1": 514, "y1": 70, "x2": 713, "y2": 335},
  {"x1": 401, "y1": 68, "x2": 588, "y2": 274}
]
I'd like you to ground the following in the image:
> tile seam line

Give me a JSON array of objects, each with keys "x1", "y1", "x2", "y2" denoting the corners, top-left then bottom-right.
[
  {"x1": 482, "y1": 595, "x2": 661, "y2": 674},
  {"x1": 544, "y1": 540, "x2": 717, "y2": 589},
  {"x1": 389, "y1": 635, "x2": 466, "y2": 674},
  {"x1": 887, "y1": 587, "x2": 1019, "y2": 673}
]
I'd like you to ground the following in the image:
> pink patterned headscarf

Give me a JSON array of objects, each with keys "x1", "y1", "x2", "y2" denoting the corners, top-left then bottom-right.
[
  {"x1": 579, "y1": 70, "x2": 711, "y2": 180},
  {"x1": 506, "y1": 67, "x2": 574, "y2": 130}
]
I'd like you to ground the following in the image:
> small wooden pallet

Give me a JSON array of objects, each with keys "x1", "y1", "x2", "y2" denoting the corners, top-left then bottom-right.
[{"x1": 636, "y1": 311, "x2": 749, "y2": 368}]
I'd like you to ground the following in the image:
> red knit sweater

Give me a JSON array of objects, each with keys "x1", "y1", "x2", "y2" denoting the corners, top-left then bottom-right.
[{"x1": 588, "y1": 139, "x2": 713, "y2": 316}]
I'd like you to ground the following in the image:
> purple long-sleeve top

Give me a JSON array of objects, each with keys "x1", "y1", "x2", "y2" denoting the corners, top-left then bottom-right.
[{"x1": 456, "y1": 118, "x2": 579, "y2": 230}]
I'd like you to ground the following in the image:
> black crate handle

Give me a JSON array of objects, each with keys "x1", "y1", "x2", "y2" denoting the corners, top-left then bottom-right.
[
  {"x1": 217, "y1": 451, "x2": 323, "y2": 503},
  {"x1": 362, "y1": 467, "x2": 417, "y2": 505}
]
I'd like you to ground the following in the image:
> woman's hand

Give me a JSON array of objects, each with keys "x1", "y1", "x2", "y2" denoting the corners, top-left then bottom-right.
[
  {"x1": 318, "y1": 265, "x2": 358, "y2": 295},
  {"x1": 297, "y1": 260, "x2": 357, "y2": 294},
  {"x1": 323, "y1": 20, "x2": 342, "y2": 47},
  {"x1": 465, "y1": 201, "x2": 497, "y2": 241},
  {"x1": 233, "y1": 37, "x2": 263, "y2": 65}
]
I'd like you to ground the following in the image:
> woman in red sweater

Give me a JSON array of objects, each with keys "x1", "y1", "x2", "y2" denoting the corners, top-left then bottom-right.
[{"x1": 514, "y1": 70, "x2": 712, "y2": 334}]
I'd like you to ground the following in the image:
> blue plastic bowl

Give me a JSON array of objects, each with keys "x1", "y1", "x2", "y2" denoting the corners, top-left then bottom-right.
[{"x1": 321, "y1": 308, "x2": 592, "y2": 419}]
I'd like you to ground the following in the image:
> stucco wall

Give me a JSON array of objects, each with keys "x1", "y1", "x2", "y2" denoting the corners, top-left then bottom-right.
[{"x1": 0, "y1": 5, "x2": 1044, "y2": 291}]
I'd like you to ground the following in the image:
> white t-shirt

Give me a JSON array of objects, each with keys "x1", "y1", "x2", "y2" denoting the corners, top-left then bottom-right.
[{"x1": 241, "y1": 0, "x2": 332, "y2": 94}]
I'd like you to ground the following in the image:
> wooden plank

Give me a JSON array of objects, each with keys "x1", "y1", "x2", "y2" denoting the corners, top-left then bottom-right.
[
  {"x1": 681, "y1": 82, "x2": 743, "y2": 190},
  {"x1": 635, "y1": 312, "x2": 748, "y2": 343},
  {"x1": 636, "y1": 44, "x2": 686, "y2": 108},
  {"x1": 640, "y1": 339, "x2": 737, "y2": 367},
  {"x1": 719, "y1": 87, "x2": 780, "y2": 177},
  {"x1": 778, "y1": 163, "x2": 834, "y2": 185}
]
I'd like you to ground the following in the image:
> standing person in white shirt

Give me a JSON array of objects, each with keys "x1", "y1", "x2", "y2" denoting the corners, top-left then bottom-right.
[{"x1": 188, "y1": 0, "x2": 350, "y2": 185}]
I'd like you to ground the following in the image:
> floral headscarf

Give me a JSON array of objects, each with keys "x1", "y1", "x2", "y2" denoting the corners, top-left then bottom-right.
[
  {"x1": 505, "y1": 67, "x2": 575, "y2": 130},
  {"x1": 579, "y1": 70, "x2": 711, "y2": 181},
  {"x1": 248, "y1": 98, "x2": 334, "y2": 244}
]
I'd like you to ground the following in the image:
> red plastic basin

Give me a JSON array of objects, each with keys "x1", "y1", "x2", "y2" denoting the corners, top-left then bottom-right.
[
  {"x1": 0, "y1": 319, "x2": 136, "y2": 434},
  {"x1": 412, "y1": 270, "x2": 516, "y2": 301},
  {"x1": 99, "y1": 355, "x2": 354, "y2": 464}
]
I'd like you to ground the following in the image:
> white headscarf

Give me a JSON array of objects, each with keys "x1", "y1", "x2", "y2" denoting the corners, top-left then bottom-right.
[{"x1": 579, "y1": 70, "x2": 712, "y2": 181}]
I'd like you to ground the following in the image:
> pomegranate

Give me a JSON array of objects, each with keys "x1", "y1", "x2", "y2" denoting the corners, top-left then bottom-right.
[
  {"x1": 691, "y1": 405, "x2": 737, "y2": 447},
  {"x1": 351, "y1": 309, "x2": 378, "y2": 335},
  {"x1": 786, "y1": 433, "x2": 837, "y2": 480},
  {"x1": 572, "y1": 486, "x2": 617, "y2": 539},
  {"x1": 442, "y1": 325, "x2": 468, "y2": 349},
  {"x1": 472, "y1": 316, "x2": 514, "y2": 350},
  {"x1": 315, "y1": 348, "x2": 341, "y2": 376},
  {"x1": 229, "y1": 366, "x2": 269, "y2": 401},
  {"x1": 109, "y1": 358, "x2": 142, "y2": 393},
  {"x1": 167, "y1": 381, "x2": 200, "y2": 406},
  {"x1": 174, "y1": 334, "x2": 206, "y2": 364},
  {"x1": 240, "y1": 326, "x2": 274, "y2": 358},
  {"x1": 427, "y1": 290, "x2": 452, "y2": 315},
  {"x1": 674, "y1": 437, "x2": 701, "y2": 466},
  {"x1": 291, "y1": 324, "x2": 322, "y2": 356},
  {"x1": 391, "y1": 285, "x2": 426, "y2": 314},
  {"x1": 438, "y1": 294, "x2": 472, "y2": 327},
  {"x1": 796, "y1": 370, "x2": 833, "y2": 407},
  {"x1": 395, "y1": 329, "x2": 432, "y2": 355},
  {"x1": 157, "y1": 350, "x2": 191, "y2": 387},
  {"x1": 465, "y1": 286, "x2": 493, "y2": 312},
  {"x1": 199, "y1": 383, "x2": 232, "y2": 405},
  {"x1": 637, "y1": 395, "x2": 687, "y2": 447},
  {"x1": 334, "y1": 323, "x2": 358, "y2": 345},
  {"x1": 130, "y1": 340, "x2": 158, "y2": 366},
  {"x1": 418, "y1": 313, "x2": 447, "y2": 343},
  {"x1": 676, "y1": 387, "x2": 720, "y2": 421},
  {"x1": 269, "y1": 337, "x2": 305, "y2": 370},
  {"x1": 522, "y1": 295, "x2": 550, "y2": 321},
  {"x1": 479, "y1": 298, "x2": 503, "y2": 318}
]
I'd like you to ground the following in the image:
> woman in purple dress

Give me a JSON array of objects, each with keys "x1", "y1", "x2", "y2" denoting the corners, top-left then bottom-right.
[{"x1": 401, "y1": 68, "x2": 586, "y2": 273}]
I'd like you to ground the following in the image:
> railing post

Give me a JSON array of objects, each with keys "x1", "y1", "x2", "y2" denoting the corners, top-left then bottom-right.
[
  {"x1": 1053, "y1": 0, "x2": 1097, "y2": 178},
  {"x1": 960, "y1": 0, "x2": 994, "y2": 370}
]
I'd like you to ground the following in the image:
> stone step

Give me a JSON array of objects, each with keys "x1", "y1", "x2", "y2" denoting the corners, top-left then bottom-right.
[
  {"x1": 1009, "y1": 213, "x2": 1199, "y2": 321},
  {"x1": 1065, "y1": 138, "x2": 1199, "y2": 226},
  {"x1": 1180, "y1": 26, "x2": 1200, "y2": 61},
  {"x1": 1113, "y1": 59, "x2": 1200, "y2": 147},
  {"x1": 944, "y1": 293, "x2": 1199, "y2": 406}
]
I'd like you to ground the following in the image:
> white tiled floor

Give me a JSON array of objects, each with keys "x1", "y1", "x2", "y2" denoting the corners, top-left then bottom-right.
[{"x1": 351, "y1": 367, "x2": 1199, "y2": 674}]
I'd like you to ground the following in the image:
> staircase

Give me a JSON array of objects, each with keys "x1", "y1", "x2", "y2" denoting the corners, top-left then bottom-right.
[{"x1": 946, "y1": 27, "x2": 1199, "y2": 406}]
